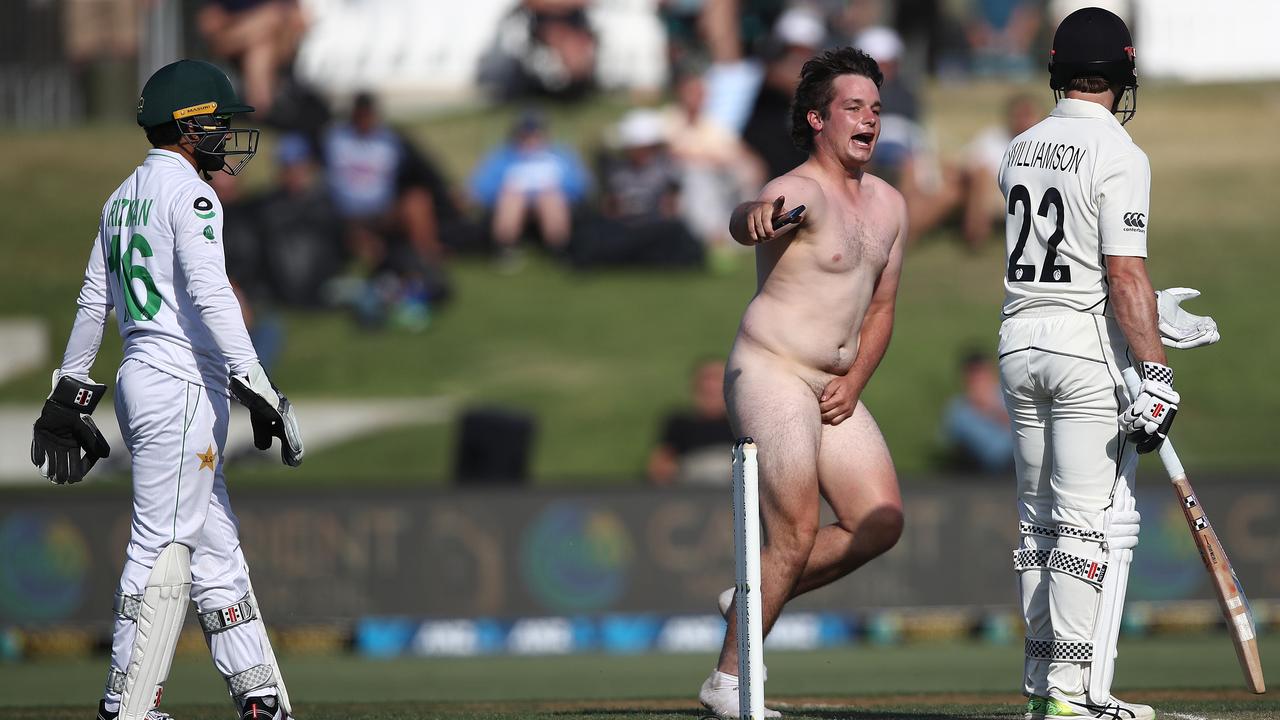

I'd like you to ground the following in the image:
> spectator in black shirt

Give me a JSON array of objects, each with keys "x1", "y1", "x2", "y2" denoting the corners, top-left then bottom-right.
[
  {"x1": 255, "y1": 134, "x2": 344, "y2": 308},
  {"x1": 741, "y1": 7, "x2": 823, "y2": 179},
  {"x1": 648, "y1": 359, "x2": 735, "y2": 485}
]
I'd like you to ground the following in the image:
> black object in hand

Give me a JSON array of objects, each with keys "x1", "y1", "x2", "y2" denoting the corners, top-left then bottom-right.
[{"x1": 772, "y1": 204, "x2": 806, "y2": 227}]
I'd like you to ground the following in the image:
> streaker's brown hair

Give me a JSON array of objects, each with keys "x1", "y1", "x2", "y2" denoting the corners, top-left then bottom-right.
[{"x1": 790, "y1": 47, "x2": 883, "y2": 153}]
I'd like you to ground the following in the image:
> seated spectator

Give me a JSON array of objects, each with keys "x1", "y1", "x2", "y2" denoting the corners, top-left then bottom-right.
[
  {"x1": 573, "y1": 109, "x2": 702, "y2": 269},
  {"x1": 662, "y1": 63, "x2": 764, "y2": 268},
  {"x1": 941, "y1": 352, "x2": 1014, "y2": 474},
  {"x1": 648, "y1": 359, "x2": 735, "y2": 485},
  {"x1": 857, "y1": 26, "x2": 923, "y2": 185},
  {"x1": 469, "y1": 111, "x2": 590, "y2": 267},
  {"x1": 211, "y1": 171, "x2": 283, "y2": 367},
  {"x1": 855, "y1": 25, "x2": 920, "y2": 122},
  {"x1": 966, "y1": 0, "x2": 1042, "y2": 78},
  {"x1": 895, "y1": 92, "x2": 1041, "y2": 248},
  {"x1": 323, "y1": 92, "x2": 452, "y2": 315},
  {"x1": 601, "y1": 110, "x2": 681, "y2": 220},
  {"x1": 232, "y1": 280, "x2": 284, "y2": 371},
  {"x1": 256, "y1": 134, "x2": 344, "y2": 308},
  {"x1": 854, "y1": 25, "x2": 954, "y2": 242},
  {"x1": 959, "y1": 93, "x2": 1041, "y2": 249},
  {"x1": 661, "y1": 0, "x2": 788, "y2": 135},
  {"x1": 479, "y1": 0, "x2": 598, "y2": 101},
  {"x1": 741, "y1": 7, "x2": 823, "y2": 180},
  {"x1": 196, "y1": 0, "x2": 307, "y2": 114},
  {"x1": 209, "y1": 170, "x2": 263, "y2": 302}
]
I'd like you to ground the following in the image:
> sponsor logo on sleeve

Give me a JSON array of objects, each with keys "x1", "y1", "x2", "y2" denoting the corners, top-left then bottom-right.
[
  {"x1": 1123, "y1": 212, "x2": 1146, "y2": 231},
  {"x1": 203, "y1": 225, "x2": 216, "y2": 242},
  {"x1": 194, "y1": 196, "x2": 216, "y2": 220}
]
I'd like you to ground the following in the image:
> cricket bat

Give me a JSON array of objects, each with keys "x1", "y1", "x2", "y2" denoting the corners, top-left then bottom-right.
[{"x1": 1122, "y1": 367, "x2": 1265, "y2": 693}]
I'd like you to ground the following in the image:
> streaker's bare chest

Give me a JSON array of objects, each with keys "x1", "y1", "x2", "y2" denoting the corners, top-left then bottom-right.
[{"x1": 809, "y1": 203, "x2": 894, "y2": 276}]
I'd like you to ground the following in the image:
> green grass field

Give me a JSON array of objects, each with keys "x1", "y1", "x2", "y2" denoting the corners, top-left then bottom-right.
[
  {"x1": 3, "y1": 82, "x2": 1279, "y2": 482},
  {"x1": 2, "y1": 636, "x2": 1277, "y2": 718}
]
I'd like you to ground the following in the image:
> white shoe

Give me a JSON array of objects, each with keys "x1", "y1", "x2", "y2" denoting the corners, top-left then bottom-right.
[
  {"x1": 96, "y1": 700, "x2": 173, "y2": 720},
  {"x1": 699, "y1": 670, "x2": 781, "y2": 719},
  {"x1": 1045, "y1": 692, "x2": 1154, "y2": 719}
]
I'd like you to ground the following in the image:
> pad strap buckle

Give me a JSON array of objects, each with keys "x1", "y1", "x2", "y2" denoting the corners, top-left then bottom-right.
[
  {"x1": 227, "y1": 663, "x2": 275, "y2": 698},
  {"x1": 107, "y1": 667, "x2": 127, "y2": 693},
  {"x1": 1048, "y1": 548, "x2": 1108, "y2": 587},
  {"x1": 113, "y1": 593, "x2": 143, "y2": 621},
  {"x1": 198, "y1": 595, "x2": 257, "y2": 634}
]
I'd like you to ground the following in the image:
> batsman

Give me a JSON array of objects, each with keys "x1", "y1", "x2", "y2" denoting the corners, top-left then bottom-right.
[
  {"x1": 29, "y1": 60, "x2": 304, "y2": 720},
  {"x1": 997, "y1": 9, "x2": 1220, "y2": 720}
]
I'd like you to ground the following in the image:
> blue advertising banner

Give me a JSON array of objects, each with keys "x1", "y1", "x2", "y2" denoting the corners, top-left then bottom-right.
[{"x1": 1, "y1": 476, "x2": 1276, "y2": 629}]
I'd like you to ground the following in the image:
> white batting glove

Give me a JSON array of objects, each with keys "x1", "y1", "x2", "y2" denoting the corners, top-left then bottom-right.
[
  {"x1": 1156, "y1": 287, "x2": 1220, "y2": 349},
  {"x1": 1119, "y1": 362, "x2": 1179, "y2": 454}
]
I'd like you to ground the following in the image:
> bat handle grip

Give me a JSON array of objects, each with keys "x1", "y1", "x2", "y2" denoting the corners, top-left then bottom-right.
[{"x1": 1120, "y1": 366, "x2": 1186, "y2": 480}]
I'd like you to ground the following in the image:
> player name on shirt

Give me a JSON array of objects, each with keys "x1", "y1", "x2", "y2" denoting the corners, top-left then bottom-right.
[
  {"x1": 106, "y1": 197, "x2": 155, "y2": 227},
  {"x1": 1005, "y1": 140, "x2": 1087, "y2": 174}
]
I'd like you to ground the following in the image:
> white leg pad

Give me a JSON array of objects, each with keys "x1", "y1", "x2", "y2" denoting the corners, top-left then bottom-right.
[
  {"x1": 248, "y1": 578, "x2": 293, "y2": 716},
  {"x1": 120, "y1": 543, "x2": 191, "y2": 720},
  {"x1": 1088, "y1": 480, "x2": 1140, "y2": 704},
  {"x1": 1014, "y1": 512, "x2": 1058, "y2": 697},
  {"x1": 1045, "y1": 508, "x2": 1108, "y2": 697}
]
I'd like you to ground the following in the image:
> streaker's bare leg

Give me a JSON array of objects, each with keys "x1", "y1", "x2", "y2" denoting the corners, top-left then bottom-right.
[
  {"x1": 715, "y1": 357, "x2": 821, "y2": 676},
  {"x1": 791, "y1": 402, "x2": 903, "y2": 597}
]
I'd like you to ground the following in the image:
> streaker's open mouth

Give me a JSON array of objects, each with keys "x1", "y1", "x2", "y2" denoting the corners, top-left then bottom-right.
[{"x1": 852, "y1": 132, "x2": 875, "y2": 146}]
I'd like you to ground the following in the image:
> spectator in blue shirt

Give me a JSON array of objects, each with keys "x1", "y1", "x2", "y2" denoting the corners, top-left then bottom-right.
[
  {"x1": 941, "y1": 351, "x2": 1014, "y2": 474},
  {"x1": 469, "y1": 111, "x2": 590, "y2": 265},
  {"x1": 324, "y1": 92, "x2": 455, "y2": 276},
  {"x1": 323, "y1": 92, "x2": 455, "y2": 327}
]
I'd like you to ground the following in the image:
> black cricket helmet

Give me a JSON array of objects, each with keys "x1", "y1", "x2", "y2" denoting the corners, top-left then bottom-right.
[
  {"x1": 1049, "y1": 7, "x2": 1138, "y2": 124},
  {"x1": 137, "y1": 59, "x2": 259, "y2": 175}
]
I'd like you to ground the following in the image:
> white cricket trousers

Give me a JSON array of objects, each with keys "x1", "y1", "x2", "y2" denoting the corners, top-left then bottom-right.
[
  {"x1": 105, "y1": 359, "x2": 271, "y2": 707},
  {"x1": 998, "y1": 310, "x2": 1138, "y2": 697}
]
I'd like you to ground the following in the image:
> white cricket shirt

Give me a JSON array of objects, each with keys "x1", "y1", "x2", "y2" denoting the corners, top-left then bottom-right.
[
  {"x1": 59, "y1": 149, "x2": 258, "y2": 392},
  {"x1": 998, "y1": 98, "x2": 1150, "y2": 316}
]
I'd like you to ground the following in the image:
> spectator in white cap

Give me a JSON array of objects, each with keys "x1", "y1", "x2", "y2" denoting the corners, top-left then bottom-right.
[
  {"x1": 855, "y1": 25, "x2": 918, "y2": 121},
  {"x1": 603, "y1": 109, "x2": 680, "y2": 220},
  {"x1": 573, "y1": 109, "x2": 702, "y2": 269},
  {"x1": 740, "y1": 6, "x2": 828, "y2": 180},
  {"x1": 774, "y1": 5, "x2": 828, "y2": 51},
  {"x1": 852, "y1": 24, "x2": 951, "y2": 244}
]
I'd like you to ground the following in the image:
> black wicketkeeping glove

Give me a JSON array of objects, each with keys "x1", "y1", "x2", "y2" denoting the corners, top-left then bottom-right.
[
  {"x1": 229, "y1": 363, "x2": 304, "y2": 467},
  {"x1": 31, "y1": 376, "x2": 112, "y2": 484}
]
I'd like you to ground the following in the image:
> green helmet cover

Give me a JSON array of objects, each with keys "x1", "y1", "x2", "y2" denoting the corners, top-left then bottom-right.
[{"x1": 137, "y1": 59, "x2": 254, "y2": 128}]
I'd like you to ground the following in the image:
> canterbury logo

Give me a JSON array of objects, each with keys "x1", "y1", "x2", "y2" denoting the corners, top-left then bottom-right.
[{"x1": 1123, "y1": 212, "x2": 1146, "y2": 228}]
